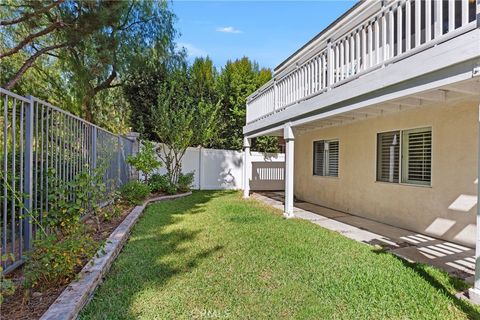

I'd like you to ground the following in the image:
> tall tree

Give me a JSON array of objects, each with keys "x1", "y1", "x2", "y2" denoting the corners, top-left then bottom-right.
[
  {"x1": 152, "y1": 66, "x2": 220, "y2": 184},
  {"x1": 215, "y1": 57, "x2": 272, "y2": 150},
  {"x1": 189, "y1": 56, "x2": 218, "y2": 105},
  {"x1": 0, "y1": 0, "x2": 176, "y2": 131},
  {"x1": 63, "y1": 1, "x2": 176, "y2": 122}
]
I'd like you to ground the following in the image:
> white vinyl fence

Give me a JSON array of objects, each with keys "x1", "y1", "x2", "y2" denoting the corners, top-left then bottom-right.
[{"x1": 152, "y1": 145, "x2": 285, "y2": 191}]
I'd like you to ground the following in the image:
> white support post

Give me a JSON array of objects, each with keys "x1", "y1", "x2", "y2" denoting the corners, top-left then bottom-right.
[
  {"x1": 284, "y1": 123, "x2": 295, "y2": 218},
  {"x1": 243, "y1": 137, "x2": 251, "y2": 198}
]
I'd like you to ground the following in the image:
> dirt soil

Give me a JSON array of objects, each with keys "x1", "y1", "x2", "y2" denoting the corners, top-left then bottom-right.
[{"x1": 1, "y1": 201, "x2": 139, "y2": 320}]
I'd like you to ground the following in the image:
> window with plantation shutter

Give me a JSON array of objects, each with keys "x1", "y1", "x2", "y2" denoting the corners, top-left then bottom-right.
[
  {"x1": 313, "y1": 140, "x2": 339, "y2": 177},
  {"x1": 376, "y1": 127, "x2": 432, "y2": 186},
  {"x1": 401, "y1": 128, "x2": 432, "y2": 185},
  {"x1": 377, "y1": 131, "x2": 400, "y2": 183}
]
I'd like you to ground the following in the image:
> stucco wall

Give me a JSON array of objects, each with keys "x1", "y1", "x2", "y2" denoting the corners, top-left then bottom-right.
[{"x1": 294, "y1": 99, "x2": 479, "y2": 247}]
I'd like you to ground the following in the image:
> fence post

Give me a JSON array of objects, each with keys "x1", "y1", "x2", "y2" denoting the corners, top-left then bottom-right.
[
  {"x1": 198, "y1": 146, "x2": 203, "y2": 190},
  {"x1": 117, "y1": 136, "x2": 122, "y2": 186},
  {"x1": 91, "y1": 126, "x2": 97, "y2": 170},
  {"x1": 125, "y1": 132, "x2": 140, "y2": 180},
  {"x1": 23, "y1": 96, "x2": 34, "y2": 250}
]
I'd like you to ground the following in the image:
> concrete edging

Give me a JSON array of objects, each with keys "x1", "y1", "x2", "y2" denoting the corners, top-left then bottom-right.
[{"x1": 40, "y1": 191, "x2": 192, "y2": 320}]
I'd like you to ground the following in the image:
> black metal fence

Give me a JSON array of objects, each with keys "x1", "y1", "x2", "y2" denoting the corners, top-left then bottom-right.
[{"x1": 0, "y1": 87, "x2": 135, "y2": 273}]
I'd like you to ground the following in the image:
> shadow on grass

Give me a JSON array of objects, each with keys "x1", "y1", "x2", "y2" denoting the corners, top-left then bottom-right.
[
  {"x1": 373, "y1": 248, "x2": 480, "y2": 319},
  {"x1": 81, "y1": 191, "x2": 226, "y2": 319}
]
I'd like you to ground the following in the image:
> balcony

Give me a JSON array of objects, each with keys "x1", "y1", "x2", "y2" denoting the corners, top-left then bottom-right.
[{"x1": 246, "y1": 0, "x2": 478, "y2": 127}]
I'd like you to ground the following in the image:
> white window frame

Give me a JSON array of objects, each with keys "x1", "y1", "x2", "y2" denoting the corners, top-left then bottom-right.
[
  {"x1": 376, "y1": 127, "x2": 432, "y2": 187},
  {"x1": 313, "y1": 139, "x2": 339, "y2": 177}
]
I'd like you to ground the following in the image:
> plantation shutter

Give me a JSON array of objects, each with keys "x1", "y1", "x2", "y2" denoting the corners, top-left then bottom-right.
[
  {"x1": 327, "y1": 140, "x2": 339, "y2": 177},
  {"x1": 402, "y1": 128, "x2": 432, "y2": 185},
  {"x1": 313, "y1": 141, "x2": 324, "y2": 175},
  {"x1": 377, "y1": 131, "x2": 400, "y2": 183},
  {"x1": 313, "y1": 140, "x2": 339, "y2": 177}
]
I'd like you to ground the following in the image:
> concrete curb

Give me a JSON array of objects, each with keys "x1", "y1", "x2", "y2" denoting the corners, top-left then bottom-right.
[{"x1": 40, "y1": 192, "x2": 192, "y2": 320}]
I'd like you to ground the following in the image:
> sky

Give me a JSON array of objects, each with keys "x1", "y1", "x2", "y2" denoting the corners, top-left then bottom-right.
[{"x1": 172, "y1": 1, "x2": 357, "y2": 71}]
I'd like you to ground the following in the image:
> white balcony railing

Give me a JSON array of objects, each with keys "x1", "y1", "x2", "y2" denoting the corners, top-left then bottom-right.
[{"x1": 246, "y1": 0, "x2": 478, "y2": 124}]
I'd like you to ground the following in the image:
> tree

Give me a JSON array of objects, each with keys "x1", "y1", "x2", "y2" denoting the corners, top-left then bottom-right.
[
  {"x1": 215, "y1": 57, "x2": 272, "y2": 150},
  {"x1": 0, "y1": 0, "x2": 176, "y2": 131},
  {"x1": 189, "y1": 56, "x2": 218, "y2": 105},
  {"x1": 62, "y1": 1, "x2": 176, "y2": 122},
  {"x1": 0, "y1": 0, "x2": 115, "y2": 90},
  {"x1": 152, "y1": 67, "x2": 220, "y2": 184}
]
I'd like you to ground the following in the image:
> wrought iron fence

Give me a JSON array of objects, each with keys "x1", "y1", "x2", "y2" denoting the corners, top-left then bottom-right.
[{"x1": 0, "y1": 87, "x2": 135, "y2": 273}]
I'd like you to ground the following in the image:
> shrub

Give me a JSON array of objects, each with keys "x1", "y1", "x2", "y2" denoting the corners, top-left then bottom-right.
[
  {"x1": 0, "y1": 254, "x2": 15, "y2": 304},
  {"x1": 164, "y1": 183, "x2": 177, "y2": 195},
  {"x1": 177, "y1": 172, "x2": 194, "y2": 193},
  {"x1": 149, "y1": 174, "x2": 171, "y2": 193},
  {"x1": 119, "y1": 181, "x2": 150, "y2": 205},
  {"x1": 127, "y1": 141, "x2": 161, "y2": 182},
  {"x1": 24, "y1": 229, "x2": 97, "y2": 290}
]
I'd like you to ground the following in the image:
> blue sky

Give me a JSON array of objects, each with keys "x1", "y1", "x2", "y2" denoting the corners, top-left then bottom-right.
[{"x1": 172, "y1": 1, "x2": 357, "y2": 71}]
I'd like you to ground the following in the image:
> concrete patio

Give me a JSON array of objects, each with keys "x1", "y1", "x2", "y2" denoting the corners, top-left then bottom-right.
[{"x1": 253, "y1": 191, "x2": 476, "y2": 285}]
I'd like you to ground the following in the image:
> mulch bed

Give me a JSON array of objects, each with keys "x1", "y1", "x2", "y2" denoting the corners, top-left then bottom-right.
[{"x1": 0, "y1": 199, "x2": 148, "y2": 320}]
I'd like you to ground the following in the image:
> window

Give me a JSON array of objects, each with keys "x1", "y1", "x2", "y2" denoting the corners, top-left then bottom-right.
[
  {"x1": 377, "y1": 127, "x2": 432, "y2": 186},
  {"x1": 313, "y1": 140, "x2": 339, "y2": 177},
  {"x1": 401, "y1": 128, "x2": 432, "y2": 185},
  {"x1": 377, "y1": 131, "x2": 400, "y2": 183}
]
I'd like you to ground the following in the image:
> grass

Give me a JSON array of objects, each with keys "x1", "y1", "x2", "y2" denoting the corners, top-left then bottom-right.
[{"x1": 80, "y1": 191, "x2": 480, "y2": 319}]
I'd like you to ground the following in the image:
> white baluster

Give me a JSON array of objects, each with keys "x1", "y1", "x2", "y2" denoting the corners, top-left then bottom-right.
[
  {"x1": 368, "y1": 23, "x2": 373, "y2": 68},
  {"x1": 389, "y1": 9, "x2": 394, "y2": 58},
  {"x1": 415, "y1": 0, "x2": 421, "y2": 47},
  {"x1": 449, "y1": 0, "x2": 455, "y2": 32},
  {"x1": 361, "y1": 27, "x2": 367, "y2": 70},
  {"x1": 425, "y1": 0, "x2": 431, "y2": 42},
  {"x1": 382, "y1": 14, "x2": 387, "y2": 62},
  {"x1": 397, "y1": 3, "x2": 403, "y2": 54},
  {"x1": 435, "y1": 0, "x2": 443, "y2": 38},
  {"x1": 355, "y1": 30, "x2": 360, "y2": 73},
  {"x1": 375, "y1": 19, "x2": 380, "y2": 65},
  {"x1": 406, "y1": 0, "x2": 411, "y2": 51},
  {"x1": 350, "y1": 35, "x2": 354, "y2": 76}
]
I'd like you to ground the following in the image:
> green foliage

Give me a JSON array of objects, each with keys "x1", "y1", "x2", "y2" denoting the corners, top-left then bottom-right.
[
  {"x1": 127, "y1": 141, "x2": 161, "y2": 182},
  {"x1": 215, "y1": 57, "x2": 272, "y2": 150},
  {"x1": 148, "y1": 173, "x2": 180, "y2": 195},
  {"x1": 0, "y1": 254, "x2": 16, "y2": 304},
  {"x1": 24, "y1": 229, "x2": 97, "y2": 290},
  {"x1": 177, "y1": 172, "x2": 194, "y2": 193},
  {"x1": 125, "y1": 55, "x2": 274, "y2": 152},
  {"x1": 152, "y1": 67, "x2": 220, "y2": 185},
  {"x1": 164, "y1": 183, "x2": 178, "y2": 195},
  {"x1": 98, "y1": 190, "x2": 123, "y2": 222},
  {"x1": 149, "y1": 174, "x2": 171, "y2": 193},
  {"x1": 254, "y1": 136, "x2": 280, "y2": 153},
  {"x1": 119, "y1": 181, "x2": 150, "y2": 205},
  {"x1": 45, "y1": 166, "x2": 107, "y2": 235},
  {"x1": 0, "y1": 0, "x2": 176, "y2": 132}
]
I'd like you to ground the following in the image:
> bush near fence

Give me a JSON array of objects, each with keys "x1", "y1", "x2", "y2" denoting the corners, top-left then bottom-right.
[{"x1": 0, "y1": 87, "x2": 136, "y2": 274}]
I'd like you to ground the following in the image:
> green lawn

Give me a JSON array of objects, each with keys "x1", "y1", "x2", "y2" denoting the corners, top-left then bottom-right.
[{"x1": 80, "y1": 191, "x2": 480, "y2": 319}]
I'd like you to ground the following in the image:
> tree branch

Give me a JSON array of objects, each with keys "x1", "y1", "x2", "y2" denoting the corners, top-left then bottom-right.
[
  {"x1": 4, "y1": 42, "x2": 68, "y2": 90},
  {"x1": 0, "y1": 21, "x2": 65, "y2": 59},
  {"x1": 0, "y1": 0, "x2": 64, "y2": 26}
]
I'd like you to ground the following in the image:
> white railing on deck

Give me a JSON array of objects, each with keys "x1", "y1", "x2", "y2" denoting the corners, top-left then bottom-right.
[{"x1": 246, "y1": 0, "x2": 478, "y2": 124}]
